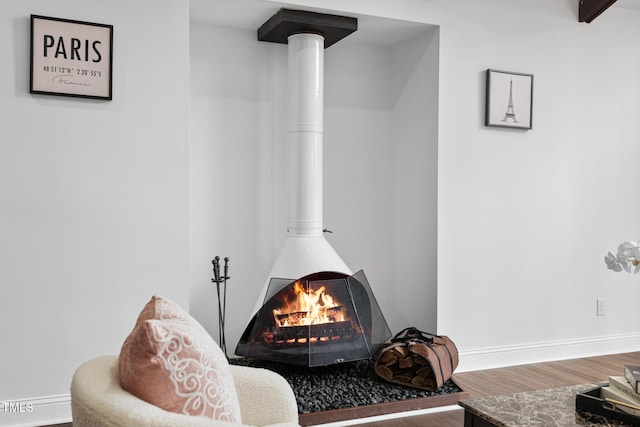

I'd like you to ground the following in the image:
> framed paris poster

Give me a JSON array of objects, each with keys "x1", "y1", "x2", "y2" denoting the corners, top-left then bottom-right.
[
  {"x1": 485, "y1": 69, "x2": 533, "y2": 130},
  {"x1": 30, "y1": 15, "x2": 113, "y2": 100}
]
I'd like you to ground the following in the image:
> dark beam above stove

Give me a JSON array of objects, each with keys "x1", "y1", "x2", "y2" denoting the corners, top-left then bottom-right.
[
  {"x1": 258, "y1": 8, "x2": 357, "y2": 48},
  {"x1": 579, "y1": 0, "x2": 618, "y2": 23}
]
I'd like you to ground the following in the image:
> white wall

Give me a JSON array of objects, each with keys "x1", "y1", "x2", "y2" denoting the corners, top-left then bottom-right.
[
  {"x1": 279, "y1": 0, "x2": 640, "y2": 370},
  {"x1": 189, "y1": 17, "x2": 439, "y2": 355},
  {"x1": 0, "y1": 1, "x2": 190, "y2": 425},
  {"x1": 189, "y1": 23, "x2": 286, "y2": 350},
  {"x1": 435, "y1": 0, "x2": 640, "y2": 369},
  {"x1": 390, "y1": 27, "x2": 440, "y2": 331}
]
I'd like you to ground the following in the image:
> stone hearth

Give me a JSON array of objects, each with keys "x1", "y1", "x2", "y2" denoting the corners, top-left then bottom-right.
[{"x1": 231, "y1": 357, "x2": 467, "y2": 426}]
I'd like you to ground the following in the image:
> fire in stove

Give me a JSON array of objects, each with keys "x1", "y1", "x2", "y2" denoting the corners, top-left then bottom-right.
[
  {"x1": 271, "y1": 279, "x2": 357, "y2": 345},
  {"x1": 274, "y1": 280, "x2": 346, "y2": 327},
  {"x1": 235, "y1": 270, "x2": 390, "y2": 367}
]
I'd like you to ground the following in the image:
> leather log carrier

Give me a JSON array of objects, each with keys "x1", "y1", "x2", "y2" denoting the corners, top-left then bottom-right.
[{"x1": 374, "y1": 327, "x2": 459, "y2": 391}]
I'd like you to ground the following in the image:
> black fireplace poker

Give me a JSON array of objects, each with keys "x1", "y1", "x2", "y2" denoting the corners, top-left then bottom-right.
[{"x1": 211, "y1": 256, "x2": 230, "y2": 358}]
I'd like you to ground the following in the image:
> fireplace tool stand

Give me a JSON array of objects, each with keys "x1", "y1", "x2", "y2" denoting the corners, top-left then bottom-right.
[{"x1": 211, "y1": 256, "x2": 230, "y2": 358}]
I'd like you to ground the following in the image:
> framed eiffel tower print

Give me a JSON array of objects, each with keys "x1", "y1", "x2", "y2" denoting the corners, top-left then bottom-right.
[{"x1": 485, "y1": 69, "x2": 533, "y2": 130}]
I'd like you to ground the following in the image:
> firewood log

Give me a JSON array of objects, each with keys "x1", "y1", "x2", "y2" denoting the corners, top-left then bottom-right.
[
  {"x1": 394, "y1": 374, "x2": 412, "y2": 384},
  {"x1": 411, "y1": 376, "x2": 426, "y2": 387},
  {"x1": 393, "y1": 346, "x2": 409, "y2": 358},
  {"x1": 375, "y1": 364, "x2": 393, "y2": 380},
  {"x1": 414, "y1": 355, "x2": 429, "y2": 365},
  {"x1": 398, "y1": 356, "x2": 415, "y2": 369},
  {"x1": 416, "y1": 366, "x2": 432, "y2": 377},
  {"x1": 378, "y1": 350, "x2": 397, "y2": 365}
]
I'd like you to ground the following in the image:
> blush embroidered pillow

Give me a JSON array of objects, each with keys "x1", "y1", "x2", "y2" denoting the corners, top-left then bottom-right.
[{"x1": 118, "y1": 296, "x2": 241, "y2": 422}]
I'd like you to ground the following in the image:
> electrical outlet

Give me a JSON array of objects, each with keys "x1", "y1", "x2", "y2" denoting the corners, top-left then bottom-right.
[{"x1": 597, "y1": 298, "x2": 606, "y2": 316}]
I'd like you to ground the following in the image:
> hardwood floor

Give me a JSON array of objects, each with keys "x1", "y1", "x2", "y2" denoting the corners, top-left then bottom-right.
[
  {"x1": 45, "y1": 351, "x2": 640, "y2": 427},
  {"x1": 356, "y1": 351, "x2": 640, "y2": 427}
]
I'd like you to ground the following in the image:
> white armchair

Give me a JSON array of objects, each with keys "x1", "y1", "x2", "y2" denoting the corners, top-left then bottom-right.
[{"x1": 71, "y1": 356, "x2": 300, "y2": 427}]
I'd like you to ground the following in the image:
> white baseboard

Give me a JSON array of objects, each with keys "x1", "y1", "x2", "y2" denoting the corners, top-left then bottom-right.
[
  {"x1": 456, "y1": 332, "x2": 640, "y2": 373},
  {"x1": 0, "y1": 394, "x2": 71, "y2": 427},
  {"x1": 312, "y1": 405, "x2": 463, "y2": 426},
  {"x1": 3, "y1": 333, "x2": 639, "y2": 426}
]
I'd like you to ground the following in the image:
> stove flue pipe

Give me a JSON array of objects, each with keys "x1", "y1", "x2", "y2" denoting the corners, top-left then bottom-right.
[
  {"x1": 287, "y1": 33, "x2": 324, "y2": 237},
  {"x1": 251, "y1": 31, "x2": 353, "y2": 316}
]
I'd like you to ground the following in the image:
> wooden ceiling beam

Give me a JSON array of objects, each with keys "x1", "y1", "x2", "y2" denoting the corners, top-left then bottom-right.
[{"x1": 579, "y1": 0, "x2": 618, "y2": 23}]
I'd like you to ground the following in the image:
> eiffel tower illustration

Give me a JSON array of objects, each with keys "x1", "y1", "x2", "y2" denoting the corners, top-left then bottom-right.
[{"x1": 502, "y1": 79, "x2": 518, "y2": 123}]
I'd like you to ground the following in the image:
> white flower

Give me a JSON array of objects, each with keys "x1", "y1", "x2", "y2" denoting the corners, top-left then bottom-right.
[
  {"x1": 605, "y1": 251, "x2": 623, "y2": 272},
  {"x1": 605, "y1": 240, "x2": 640, "y2": 274},
  {"x1": 617, "y1": 241, "x2": 638, "y2": 261}
]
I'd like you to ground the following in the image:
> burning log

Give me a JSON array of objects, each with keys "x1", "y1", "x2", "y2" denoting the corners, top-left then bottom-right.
[
  {"x1": 274, "y1": 306, "x2": 345, "y2": 327},
  {"x1": 267, "y1": 320, "x2": 358, "y2": 346}
]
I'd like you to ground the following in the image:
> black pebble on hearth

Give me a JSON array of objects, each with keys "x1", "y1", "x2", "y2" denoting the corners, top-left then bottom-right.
[{"x1": 230, "y1": 357, "x2": 462, "y2": 414}]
